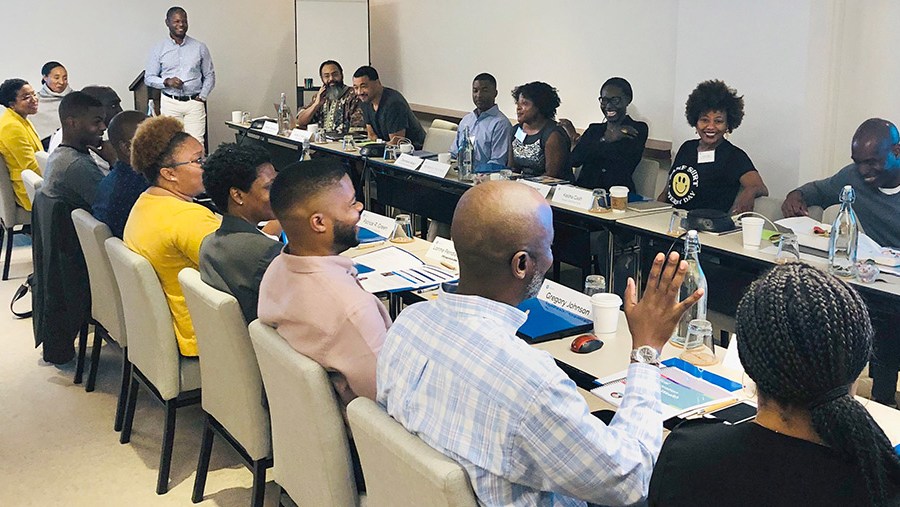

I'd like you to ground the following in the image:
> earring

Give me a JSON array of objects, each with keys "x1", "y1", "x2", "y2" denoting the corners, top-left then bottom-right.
[{"x1": 237, "y1": 201, "x2": 244, "y2": 205}]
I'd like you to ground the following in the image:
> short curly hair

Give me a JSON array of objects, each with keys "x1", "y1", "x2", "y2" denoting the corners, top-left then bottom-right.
[
  {"x1": 512, "y1": 81, "x2": 561, "y2": 121},
  {"x1": 202, "y1": 142, "x2": 272, "y2": 211},
  {"x1": 130, "y1": 115, "x2": 191, "y2": 184},
  {"x1": 685, "y1": 79, "x2": 744, "y2": 132},
  {"x1": 0, "y1": 78, "x2": 28, "y2": 108}
]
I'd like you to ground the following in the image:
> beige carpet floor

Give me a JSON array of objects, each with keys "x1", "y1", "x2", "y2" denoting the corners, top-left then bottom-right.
[{"x1": 0, "y1": 238, "x2": 281, "y2": 506}]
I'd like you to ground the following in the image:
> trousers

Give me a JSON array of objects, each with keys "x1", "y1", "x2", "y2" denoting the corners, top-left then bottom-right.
[{"x1": 160, "y1": 94, "x2": 207, "y2": 143}]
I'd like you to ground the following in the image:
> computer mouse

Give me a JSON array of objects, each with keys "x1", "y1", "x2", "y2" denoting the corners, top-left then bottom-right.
[{"x1": 571, "y1": 334, "x2": 603, "y2": 354}]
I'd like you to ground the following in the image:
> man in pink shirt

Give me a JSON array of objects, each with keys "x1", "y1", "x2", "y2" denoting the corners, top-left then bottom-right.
[{"x1": 258, "y1": 159, "x2": 390, "y2": 403}]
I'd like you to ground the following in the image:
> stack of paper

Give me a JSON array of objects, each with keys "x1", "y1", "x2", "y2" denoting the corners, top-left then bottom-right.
[{"x1": 354, "y1": 246, "x2": 457, "y2": 293}]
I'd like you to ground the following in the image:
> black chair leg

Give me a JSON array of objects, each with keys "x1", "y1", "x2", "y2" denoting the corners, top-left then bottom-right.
[
  {"x1": 250, "y1": 459, "x2": 267, "y2": 507},
  {"x1": 191, "y1": 416, "x2": 215, "y2": 503},
  {"x1": 73, "y1": 322, "x2": 89, "y2": 384},
  {"x1": 114, "y1": 352, "x2": 131, "y2": 432},
  {"x1": 156, "y1": 400, "x2": 178, "y2": 495},
  {"x1": 2, "y1": 226, "x2": 12, "y2": 281},
  {"x1": 120, "y1": 375, "x2": 139, "y2": 444},
  {"x1": 85, "y1": 324, "x2": 104, "y2": 392}
]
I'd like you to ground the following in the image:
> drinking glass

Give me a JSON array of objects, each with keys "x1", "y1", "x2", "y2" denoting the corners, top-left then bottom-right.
[
  {"x1": 680, "y1": 319, "x2": 716, "y2": 366},
  {"x1": 667, "y1": 210, "x2": 688, "y2": 237},
  {"x1": 342, "y1": 135, "x2": 356, "y2": 152},
  {"x1": 590, "y1": 189, "x2": 609, "y2": 213},
  {"x1": 499, "y1": 169, "x2": 513, "y2": 180},
  {"x1": 774, "y1": 233, "x2": 801, "y2": 264},
  {"x1": 584, "y1": 275, "x2": 607, "y2": 296},
  {"x1": 389, "y1": 214, "x2": 415, "y2": 243}
]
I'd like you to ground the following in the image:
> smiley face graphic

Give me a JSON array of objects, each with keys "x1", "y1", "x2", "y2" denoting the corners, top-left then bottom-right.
[{"x1": 671, "y1": 170, "x2": 692, "y2": 198}]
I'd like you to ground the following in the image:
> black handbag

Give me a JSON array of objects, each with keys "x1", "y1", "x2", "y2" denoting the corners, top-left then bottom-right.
[{"x1": 10, "y1": 272, "x2": 33, "y2": 318}]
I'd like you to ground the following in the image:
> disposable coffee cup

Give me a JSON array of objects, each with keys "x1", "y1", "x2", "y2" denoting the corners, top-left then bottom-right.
[
  {"x1": 609, "y1": 186, "x2": 629, "y2": 212},
  {"x1": 231, "y1": 111, "x2": 243, "y2": 123},
  {"x1": 591, "y1": 293, "x2": 622, "y2": 335},
  {"x1": 308, "y1": 123, "x2": 319, "y2": 135},
  {"x1": 399, "y1": 144, "x2": 414, "y2": 154},
  {"x1": 742, "y1": 217, "x2": 765, "y2": 249},
  {"x1": 438, "y1": 153, "x2": 451, "y2": 164}
]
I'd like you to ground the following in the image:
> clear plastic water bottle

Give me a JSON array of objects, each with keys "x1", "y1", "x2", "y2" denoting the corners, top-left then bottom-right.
[
  {"x1": 277, "y1": 93, "x2": 292, "y2": 135},
  {"x1": 671, "y1": 230, "x2": 708, "y2": 347},
  {"x1": 458, "y1": 127, "x2": 474, "y2": 182},
  {"x1": 147, "y1": 99, "x2": 156, "y2": 117},
  {"x1": 828, "y1": 185, "x2": 859, "y2": 278}
]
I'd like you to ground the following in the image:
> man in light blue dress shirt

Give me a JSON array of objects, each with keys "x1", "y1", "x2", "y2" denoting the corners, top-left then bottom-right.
[
  {"x1": 450, "y1": 73, "x2": 512, "y2": 166},
  {"x1": 145, "y1": 6, "x2": 215, "y2": 143},
  {"x1": 378, "y1": 181, "x2": 704, "y2": 506}
]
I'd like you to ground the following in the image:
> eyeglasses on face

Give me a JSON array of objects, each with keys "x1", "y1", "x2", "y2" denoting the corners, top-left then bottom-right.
[
  {"x1": 598, "y1": 96, "x2": 624, "y2": 107},
  {"x1": 170, "y1": 155, "x2": 207, "y2": 168}
]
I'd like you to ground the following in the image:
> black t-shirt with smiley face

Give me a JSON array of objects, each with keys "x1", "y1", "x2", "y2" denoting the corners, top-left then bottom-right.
[{"x1": 665, "y1": 139, "x2": 756, "y2": 212}]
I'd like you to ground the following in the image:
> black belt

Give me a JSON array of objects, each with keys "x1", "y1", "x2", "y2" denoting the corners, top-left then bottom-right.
[{"x1": 163, "y1": 92, "x2": 200, "y2": 102}]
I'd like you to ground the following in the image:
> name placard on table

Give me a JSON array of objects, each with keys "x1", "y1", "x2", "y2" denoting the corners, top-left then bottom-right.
[
  {"x1": 260, "y1": 121, "x2": 279, "y2": 135},
  {"x1": 358, "y1": 210, "x2": 396, "y2": 239},
  {"x1": 419, "y1": 159, "x2": 452, "y2": 178},
  {"x1": 289, "y1": 128, "x2": 312, "y2": 142},
  {"x1": 537, "y1": 279, "x2": 593, "y2": 319},
  {"x1": 551, "y1": 185, "x2": 594, "y2": 211},
  {"x1": 518, "y1": 179, "x2": 552, "y2": 199},
  {"x1": 393, "y1": 154, "x2": 424, "y2": 170},
  {"x1": 425, "y1": 237, "x2": 458, "y2": 266}
]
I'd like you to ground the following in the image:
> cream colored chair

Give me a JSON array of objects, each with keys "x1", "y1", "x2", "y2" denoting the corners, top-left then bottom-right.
[
  {"x1": 178, "y1": 269, "x2": 272, "y2": 507},
  {"x1": 348, "y1": 397, "x2": 477, "y2": 507},
  {"x1": 105, "y1": 237, "x2": 201, "y2": 495},
  {"x1": 248, "y1": 320, "x2": 362, "y2": 506},
  {"x1": 71, "y1": 210, "x2": 129, "y2": 426},
  {"x1": 0, "y1": 155, "x2": 31, "y2": 280},
  {"x1": 632, "y1": 158, "x2": 661, "y2": 198},
  {"x1": 34, "y1": 150, "x2": 49, "y2": 174},
  {"x1": 752, "y1": 196, "x2": 784, "y2": 222},
  {"x1": 21, "y1": 169, "x2": 43, "y2": 205},
  {"x1": 430, "y1": 119, "x2": 458, "y2": 131},
  {"x1": 423, "y1": 127, "x2": 459, "y2": 154}
]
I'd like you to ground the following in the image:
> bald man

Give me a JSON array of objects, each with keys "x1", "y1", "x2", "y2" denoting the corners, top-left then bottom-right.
[
  {"x1": 257, "y1": 159, "x2": 389, "y2": 404},
  {"x1": 782, "y1": 118, "x2": 900, "y2": 248},
  {"x1": 378, "y1": 181, "x2": 703, "y2": 506},
  {"x1": 92, "y1": 111, "x2": 150, "y2": 238}
]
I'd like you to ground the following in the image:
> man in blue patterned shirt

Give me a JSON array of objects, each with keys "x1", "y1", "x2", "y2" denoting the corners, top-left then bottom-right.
[{"x1": 378, "y1": 181, "x2": 703, "y2": 506}]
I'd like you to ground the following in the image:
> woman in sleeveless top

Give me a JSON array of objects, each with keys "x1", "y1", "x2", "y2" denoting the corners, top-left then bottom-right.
[{"x1": 508, "y1": 81, "x2": 572, "y2": 181}]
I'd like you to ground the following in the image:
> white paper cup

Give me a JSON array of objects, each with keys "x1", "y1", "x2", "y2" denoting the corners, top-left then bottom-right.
[
  {"x1": 399, "y1": 143, "x2": 414, "y2": 154},
  {"x1": 609, "y1": 186, "x2": 629, "y2": 212},
  {"x1": 231, "y1": 111, "x2": 243, "y2": 123},
  {"x1": 742, "y1": 216, "x2": 765, "y2": 249},
  {"x1": 308, "y1": 123, "x2": 319, "y2": 134},
  {"x1": 438, "y1": 153, "x2": 451, "y2": 164},
  {"x1": 591, "y1": 293, "x2": 622, "y2": 335}
]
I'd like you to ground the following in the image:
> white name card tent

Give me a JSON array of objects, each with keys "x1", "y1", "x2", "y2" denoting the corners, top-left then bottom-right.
[
  {"x1": 393, "y1": 154, "x2": 424, "y2": 170},
  {"x1": 358, "y1": 210, "x2": 396, "y2": 239},
  {"x1": 518, "y1": 179, "x2": 552, "y2": 199},
  {"x1": 551, "y1": 185, "x2": 595, "y2": 211},
  {"x1": 260, "y1": 121, "x2": 279, "y2": 135},
  {"x1": 419, "y1": 159, "x2": 452, "y2": 178}
]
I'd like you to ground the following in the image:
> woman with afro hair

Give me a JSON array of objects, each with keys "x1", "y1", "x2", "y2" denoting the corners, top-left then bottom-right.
[{"x1": 657, "y1": 80, "x2": 768, "y2": 213}]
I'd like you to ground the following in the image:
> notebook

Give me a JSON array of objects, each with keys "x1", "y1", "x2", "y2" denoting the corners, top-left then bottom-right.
[{"x1": 516, "y1": 298, "x2": 593, "y2": 344}]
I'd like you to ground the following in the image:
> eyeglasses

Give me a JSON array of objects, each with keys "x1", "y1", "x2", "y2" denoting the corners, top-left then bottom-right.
[
  {"x1": 16, "y1": 92, "x2": 38, "y2": 102},
  {"x1": 598, "y1": 96, "x2": 624, "y2": 107},
  {"x1": 170, "y1": 155, "x2": 207, "y2": 168}
]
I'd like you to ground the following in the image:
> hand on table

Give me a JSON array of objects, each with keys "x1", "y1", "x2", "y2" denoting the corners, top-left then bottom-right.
[
  {"x1": 623, "y1": 252, "x2": 704, "y2": 353},
  {"x1": 781, "y1": 190, "x2": 808, "y2": 217}
]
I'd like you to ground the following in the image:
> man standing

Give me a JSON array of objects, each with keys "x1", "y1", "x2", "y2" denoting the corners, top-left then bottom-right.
[
  {"x1": 352, "y1": 66, "x2": 425, "y2": 149},
  {"x1": 378, "y1": 181, "x2": 703, "y2": 506},
  {"x1": 145, "y1": 6, "x2": 215, "y2": 143},
  {"x1": 295, "y1": 60, "x2": 364, "y2": 133},
  {"x1": 92, "y1": 110, "x2": 149, "y2": 239},
  {"x1": 782, "y1": 117, "x2": 900, "y2": 407},
  {"x1": 451, "y1": 73, "x2": 512, "y2": 166},
  {"x1": 258, "y1": 159, "x2": 389, "y2": 404}
]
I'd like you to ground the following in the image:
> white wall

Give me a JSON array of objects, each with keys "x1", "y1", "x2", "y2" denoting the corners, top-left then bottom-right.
[{"x1": 0, "y1": 0, "x2": 296, "y2": 151}]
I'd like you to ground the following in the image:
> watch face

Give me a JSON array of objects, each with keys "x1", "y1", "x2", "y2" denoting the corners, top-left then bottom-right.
[{"x1": 638, "y1": 346, "x2": 659, "y2": 363}]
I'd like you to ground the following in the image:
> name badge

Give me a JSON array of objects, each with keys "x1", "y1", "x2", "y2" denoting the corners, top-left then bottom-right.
[
  {"x1": 393, "y1": 153, "x2": 424, "y2": 170},
  {"x1": 419, "y1": 159, "x2": 451, "y2": 178},
  {"x1": 358, "y1": 210, "x2": 396, "y2": 238},
  {"x1": 697, "y1": 149, "x2": 715, "y2": 164},
  {"x1": 514, "y1": 127, "x2": 527, "y2": 143},
  {"x1": 537, "y1": 279, "x2": 594, "y2": 319},
  {"x1": 551, "y1": 185, "x2": 595, "y2": 211},
  {"x1": 518, "y1": 179, "x2": 552, "y2": 198},
  {"x1": 261, "y1": 121, "x2": 279, "y2": 135}
]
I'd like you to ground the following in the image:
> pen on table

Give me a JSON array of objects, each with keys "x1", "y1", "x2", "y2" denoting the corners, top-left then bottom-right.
[
  {"x1": 440, "y1": 260, "x2": 458, "y2": 271},
  {"x1": 682, "y1": 399, "x2": 738, "y2": 419},
  {"x1": 357, "y1": 240, "x2": 384, "y2": 249}
]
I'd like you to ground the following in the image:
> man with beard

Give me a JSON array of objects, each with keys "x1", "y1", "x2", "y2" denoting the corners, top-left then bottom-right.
[
  {"x1": 48, "y1": 85, "x2": 123, "y2": 173},
  {"x1": 257, "y1": 159, "x2": 389, "y2": 404},
  {"x1": 377, "y1": 180, "x2": 703, "y2": 506},
  {"x1": 43, "y1": 91, "x2": 108, "y2": 211},
  {"x1": 353, "y1": 65, "x2": 426, "y2": 149},
  {"x1": 295, "y1": 60, "x2": 364, "y2": 133}
]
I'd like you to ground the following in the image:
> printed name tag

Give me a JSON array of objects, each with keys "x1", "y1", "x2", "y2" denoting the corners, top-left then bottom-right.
[
  {"x1": 261, "y1": 121, "x2": 279, "y2": 135},
  {"x1": 518, "y1": 179, "x2": 552, "y2": 198},
  {"x1": 537, "y1": 279, "x2": 594, "y2": 319},
  {"x1": 358, "y1": 210, "x2": 396, "y2": 238},
  {"x1": 425, "y1": 237, "x2": 458, "y2": 265},
  {"x1": 419, "y1": 159, "x2": 451, "y2": 178},
  {"x1": 697, "y1": 149, "x2": 715, "y2": 164},
  {"x1": 393, "y1": 154, "x2": 424, "y2": 170},
  {"x1": 289, "y1": 128, "x2": 311, "y2": 142},
  {"x1": 551, "y1": 185, "x2": 594, "y2": 211},
  {"x1": 514, "y1": 127, "x2": 527, "y2": 143}
]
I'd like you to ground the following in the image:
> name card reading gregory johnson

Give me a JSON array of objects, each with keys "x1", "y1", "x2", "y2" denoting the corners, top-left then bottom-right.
[
  {"x1": 425, "y1": 237, "x2": 458, "y2": 265},
  {"x1": 536, "y1": 279, "x2": 594, "y2": 319},
  {"x1": 551, "y1": 185, "x2": 594, "y2": 211},
  {"x1": 393, "y1": 153, "x2": 424, "y2": 170},
  {"x1": 289, "y1": 128, "x2": 312, "y2": 142},
  {"x1": 260, "y1": 121, "x2": 279, "y2": 135},
  {"x1": 358, "y1": 210, "x2": 396, "y2": 238},
  {"x1": 518, "y1": 179, "x2": 552, "y2": 199},
  {"x1": 419, "y1": 159, "x2": 451, "y2": 178}
]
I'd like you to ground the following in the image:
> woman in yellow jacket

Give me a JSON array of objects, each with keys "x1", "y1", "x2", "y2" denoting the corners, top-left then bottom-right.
[{"x1": 0, "y1": 79, "x2": 43, "y2": 211}]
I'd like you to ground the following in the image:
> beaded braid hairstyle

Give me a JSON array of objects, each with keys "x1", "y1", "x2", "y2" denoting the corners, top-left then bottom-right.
[{"x1": 735, "y1": 263, "x2": 900, "y2": 506}]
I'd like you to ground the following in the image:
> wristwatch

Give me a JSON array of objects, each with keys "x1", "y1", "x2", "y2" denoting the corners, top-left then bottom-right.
[{"x1": 630, "y1": 346, "x2": 661, "y2": 366}]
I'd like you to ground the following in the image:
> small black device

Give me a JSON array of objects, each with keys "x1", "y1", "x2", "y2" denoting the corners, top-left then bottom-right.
[
  {"x1": 686, "y1": 209, "x2": 736, "y2": 233},
  {"x1": 707, "y1": 401, "x2": 757, "y2": 425},
  {"x1": 359, "y1": 144, "x2": 386, "y2": 158},
  {"x1": 249, "y1": 117, "x2": 275, "y2": 130}
]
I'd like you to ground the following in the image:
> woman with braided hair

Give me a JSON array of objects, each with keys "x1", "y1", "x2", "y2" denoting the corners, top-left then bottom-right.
[{"x1": 648, "y1": 263, "x2": 900, "y2": 506}]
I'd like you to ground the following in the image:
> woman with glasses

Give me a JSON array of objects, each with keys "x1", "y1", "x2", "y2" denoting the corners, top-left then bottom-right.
[
  {"x1": 124, "y1": 115, "x2": 220, "y2": 357},
  {"x1": 0, "y1": 78, "x2": 43, "y2": 210},
  {"x1": 559, "y1": 77, "x2": 648, "y2": 193}
]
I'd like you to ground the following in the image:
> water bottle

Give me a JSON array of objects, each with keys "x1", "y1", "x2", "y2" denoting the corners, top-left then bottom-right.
[
  {"x1": 671, "y1": 230, "x2": 708, "y2": 347},
  {"x1": 278, "y1": 93, "x2": 292, "y2": 136},
  {"x1": 828, "y1": 185, "x2": 859, "y2": 278},
  {"x1": 458, "y1": 127, "x2": 474, "y2": 182},
  {"x1": 147, "y1": 99, "x2": 156, "y2": 117}
]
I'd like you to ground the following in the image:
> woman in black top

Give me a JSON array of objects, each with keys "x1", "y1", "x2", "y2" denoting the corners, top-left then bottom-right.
[
  {"x1": 649, "y1": 264, "x2": 900, "y2": 507},
  {"x1": 559, "y1": 77, "x2": 648, "y2": 193},
  {"x1": 657, "y1": 80, "x2": 768, "y2": 213},
  {"x1": 508, "y1": 81, "x2": 572, "y2": 181}
]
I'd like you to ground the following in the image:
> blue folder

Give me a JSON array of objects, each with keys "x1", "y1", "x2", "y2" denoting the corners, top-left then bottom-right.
[
  {"x1": 516, "y1": 298, "x2": 593, "y2": 344},
  {"x1": 357, "y1": 227, "x2": 386, "y2": 244}
]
